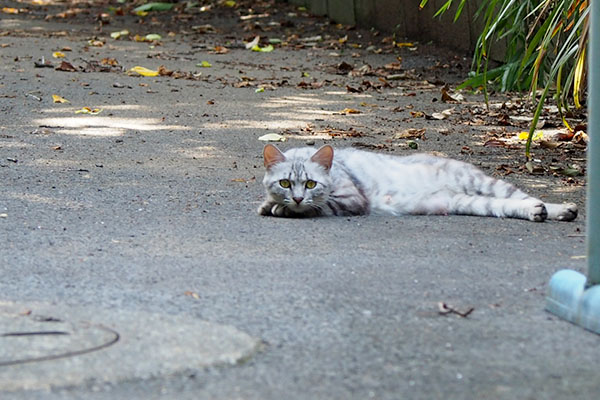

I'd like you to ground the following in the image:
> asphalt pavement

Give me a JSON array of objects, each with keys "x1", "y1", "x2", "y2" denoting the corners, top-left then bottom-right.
[{"x1": 0, "y1": 2, "x2": 597, "y2": 399}]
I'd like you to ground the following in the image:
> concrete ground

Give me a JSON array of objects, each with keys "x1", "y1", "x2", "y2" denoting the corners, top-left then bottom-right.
[{"x1": 0, "y1": 1, "x2": 597, "y2": 399}]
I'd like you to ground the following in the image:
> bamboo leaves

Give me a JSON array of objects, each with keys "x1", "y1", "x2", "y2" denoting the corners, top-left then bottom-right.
[{"x1": 427, "y1": 0, "x2": 589, "y2": 158}]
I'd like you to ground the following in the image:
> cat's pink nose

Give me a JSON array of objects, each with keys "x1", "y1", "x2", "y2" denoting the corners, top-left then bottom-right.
[{"x1": 293, "y1": 197, "x2": 304, "y2": 204}]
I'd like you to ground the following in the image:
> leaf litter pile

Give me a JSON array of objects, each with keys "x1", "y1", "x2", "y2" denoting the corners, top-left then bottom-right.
[{"x1": 1, "y1": 0, "x2": 587, "y2": 188}]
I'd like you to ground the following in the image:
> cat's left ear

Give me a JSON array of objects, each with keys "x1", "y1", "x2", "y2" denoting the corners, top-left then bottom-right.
[
  {"x1": 310, "y1": 145, "x2": 334, "y2": 171},
  {"x1": 263, "y1": 144, "x2": 286, "y2": 169}
]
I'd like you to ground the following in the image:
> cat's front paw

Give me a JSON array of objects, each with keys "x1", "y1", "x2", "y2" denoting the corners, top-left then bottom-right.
[
  {"x1": 257, "y1": 201, "x2": 275, "y2": 216},
  {"x1": 257, "y1": 201, "x2": 288, "y2": 217},
  {"x1": 528, "y1": 202, "x2": 548, "y2": 222},
  {"x1": 270, "y1": 203, "x2": 288, "y2": 217}
]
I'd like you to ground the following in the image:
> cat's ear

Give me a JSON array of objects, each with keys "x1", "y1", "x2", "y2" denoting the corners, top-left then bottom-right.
[
  {"x1": 310, "y1": 145, "x2": 334, "y2": 171},
  {"x1": 263, "y1": 144, "x2": 286, "y2": 169}
]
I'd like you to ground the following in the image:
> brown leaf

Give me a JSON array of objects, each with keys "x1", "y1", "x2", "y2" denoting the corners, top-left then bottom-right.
[
  {"x1": 557, "y1": 131, "x2": 575, "y2": 141},
  {"x1": 393, "y1": 128, "x2": 426, "y2": 140},
  {"x1": 539, "y1": 140, "x2": 562, "y2": 149},
  {"x1": 441, "y1": 86, "x2": 464, "y2": 102},
  {"x1": 158, "y1": 65, "x2": 173, "y2": 76},
  {"x1": 212, "y1": 45, "x2": 230, "y2": 54},
  {"x1": 483, "y1": 139, "x2": 509, "y2": 148},
  {"x1": 55, "y1": 61, "x2": 77, "y2": 72},
  {"x1": 336, "y1": 61, "x2": 354, "y2": 74},
  {"x1": 383, "y1": 62, "x2": 403, "y2": 71},
  {"x1": 100, "y1": 58, "x2": 119, "y2": 66},
  {"x1": 346, "y1": 85, "x2": 362, "y2": 93}
]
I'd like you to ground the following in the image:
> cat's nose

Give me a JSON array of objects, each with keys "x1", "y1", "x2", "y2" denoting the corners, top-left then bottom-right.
[{"x1": 293, "y1": 197, "x2": 304, "y2": 204}]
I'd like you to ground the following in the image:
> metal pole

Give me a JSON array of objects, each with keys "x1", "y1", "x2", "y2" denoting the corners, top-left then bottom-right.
[
  {"x1": 545, "y1": 1, "x2": 600, "y2": 334},
  {"x1": 588, "y1": 0, "x2": 600, "y2": 285}
]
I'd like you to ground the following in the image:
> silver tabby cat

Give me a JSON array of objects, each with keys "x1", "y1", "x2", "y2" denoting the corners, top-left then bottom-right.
[{"x1": 258, "y1": 144, "x2": 578, "y2": 222}]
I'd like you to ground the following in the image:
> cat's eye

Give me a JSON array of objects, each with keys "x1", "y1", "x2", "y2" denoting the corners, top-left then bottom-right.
[
  {"x1": 305, "y1": 180, "x2": 317, "y2": 189},
  {"x1": 279, "y1": 179, "x2": 291, "y2": 188}
]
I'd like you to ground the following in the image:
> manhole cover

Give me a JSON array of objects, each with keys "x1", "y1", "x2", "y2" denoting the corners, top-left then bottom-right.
[
  {"x1": 0, "y1": 302, "x2": 261, "y2": 391},
  {"x1": 1, "y1": 314, "x2": 119, "y2": 367}
]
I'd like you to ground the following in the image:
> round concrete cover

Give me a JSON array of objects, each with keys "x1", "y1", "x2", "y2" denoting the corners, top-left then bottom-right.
[{"x1": 0, "y1": 301, "x2": 261, "y2": 391}]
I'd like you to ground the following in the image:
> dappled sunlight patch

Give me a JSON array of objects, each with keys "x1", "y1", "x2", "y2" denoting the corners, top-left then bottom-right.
[
  {"x1": 259, "y1": 95, "x2": 345, "y2": 107},
  {"x1": 4, "y1": 192, "x2": 89, "y2": 210},
  {"x1": 41, "y1": 104, "x2": 148, "y2": 115},
  {"x1": 56, "y1": 126, "x2": 126, "y2": 137},
  {"x1": 30, "y1": 158, "x2": 88, "y2": 168},
  {"x1": 34, "y1": 116, "x2": 189, "y2": 137},
  {"x1": 203, "y1": 119, "x2": 312, "y2": 131},
  {"x1": 324, "y1": 90, "x2": 375, "y2": 99},
  {"x1": 178, "y1": 145, "x2": 221, "y2": 160}
]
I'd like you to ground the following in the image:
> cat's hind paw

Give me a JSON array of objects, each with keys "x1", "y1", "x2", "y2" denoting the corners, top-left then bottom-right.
[
  {"x1": 546, "y1": 203, "x2": 578, "y2": 221},
  {"x1": 528, "y1": 202, "x2": 548, "y2": 222}
]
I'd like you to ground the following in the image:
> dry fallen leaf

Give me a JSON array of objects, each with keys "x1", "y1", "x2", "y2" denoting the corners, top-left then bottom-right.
[
  {"x1": 518, "y1": 131, "x2": 543, "y2": 141},
  {"x1": 393, "y1": 128, "x2": 426, "y2": 140},
  {"x1": 101, "y1": 58, "x2": 119, "y2": 66},
  {"x1": 184, "y1": 291, "x2": 200, "y2": 299},
  {"x1": 129, "y1": 66, "x2": 159, "y2": 77},
  {"x1": 245, "y1": 35, "x2": 260, "y2": 49},
  {"x1": 55, "y1": 61, "x2": 77, "y2": 72},
  {"x1": 441, "y1": 87, "x2": 465, "y2": 103},
  {"x1": 340, "y1": 108, "x2": 361, "y2": 114},
  {"x1": 212, "y1": 45, "x2": 229, "y2": 54},
  {"x1": 52, "y1": 94, "x2": 70, "y2": 103},
  {"x1": 75, "y1": 107, "x2": 102, "y2": 115},
  {"x1": 2, "y1": 7, "x2": 19, "y2": 14},
  {"x1": 431, "y1": 107, "x2": 454, "y2": 120},
  {"x1": 258, "y1": 133, "x2": 286, "y2": 142},
  {"x1": 110, "y1": 30, "x2": 129, "y2": 40}
]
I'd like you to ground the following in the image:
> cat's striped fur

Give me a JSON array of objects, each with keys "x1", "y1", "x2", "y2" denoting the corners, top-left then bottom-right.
[{"x1": 258, "y1": 144, "x2": 577, "y2": 222}]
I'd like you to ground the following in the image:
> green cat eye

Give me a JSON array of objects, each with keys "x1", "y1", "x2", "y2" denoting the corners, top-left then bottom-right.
[
  {"x1": 279, "y1": 179, "x2": 291, "y2": 188},
  {"x1": 305, "y1": 180, "x2": 317, "y2": 189}
]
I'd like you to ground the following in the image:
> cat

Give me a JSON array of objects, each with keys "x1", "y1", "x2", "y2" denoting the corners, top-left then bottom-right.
[{"x1": 257, "y1": 144, "x2": 578, "y2": 222}]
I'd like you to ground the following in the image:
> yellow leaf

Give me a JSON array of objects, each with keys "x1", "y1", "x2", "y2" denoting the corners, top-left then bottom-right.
[
  {"x1": 251, "y1": 44, "x2": 274, "y2": 52},
  {"x1": 110, "y1": 30, "x2": 129, "y2": 39},
  {"x1": 395, "y1": 42, "x2": 414, "y2": 48},
  {"x1": 52, "y1": 51, "x2": 65, "y2": 58},
  {"x1": 341, "y1": 108, "x2": 361, "y2": 114},
  {"x1": 75, "y1": 107, "x2": 102, "y2": 115},
  {"x1": 129, "y1": 66, "x2": 159, "y2": 77},
  {"x1": 52, "y1": 94, "x2": 69, "y2": 103},
  {"x1": 573, "y1": 47, "x2": 586, "y2": 109},
  {"x1": 88, "y1": 39, "x2": 104, "y2": 47},
  {"x1": 136, "y1": 10, "x2": 149, "y2": 16},
  {"x1": 197, "y1": 61, "x2": 212, "y2": 68},
  {"x1": 518, "y1": 131, "x2": 543, "y2": 141},
  {"x1": 223, "y1": 0, "x2": 236, "y2": 7},
  {"x1": 145, "y1": 33, "x2": 162, "y2": 41},
  {"x1": 2, "y1": 7, "x2": 19, "y2": 14}
]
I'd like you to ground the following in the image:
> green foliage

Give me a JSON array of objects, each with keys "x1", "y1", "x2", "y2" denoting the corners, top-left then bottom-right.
[{"x1": 422, "y1": 0, "x2": 589, "y2": 158}]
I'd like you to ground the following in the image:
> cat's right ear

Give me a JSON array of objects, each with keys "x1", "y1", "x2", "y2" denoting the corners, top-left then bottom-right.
[
  {"x1": 310, "y1": 145, "x2": 334, "y2": 171},
  {"x1": 263, "y1": 144, "x2": 286, "y2": 169}
]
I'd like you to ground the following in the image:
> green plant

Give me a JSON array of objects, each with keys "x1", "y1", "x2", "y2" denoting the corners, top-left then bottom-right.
[{"x1": 420, "y1": 0, "x2": 589, "y2": 158}]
